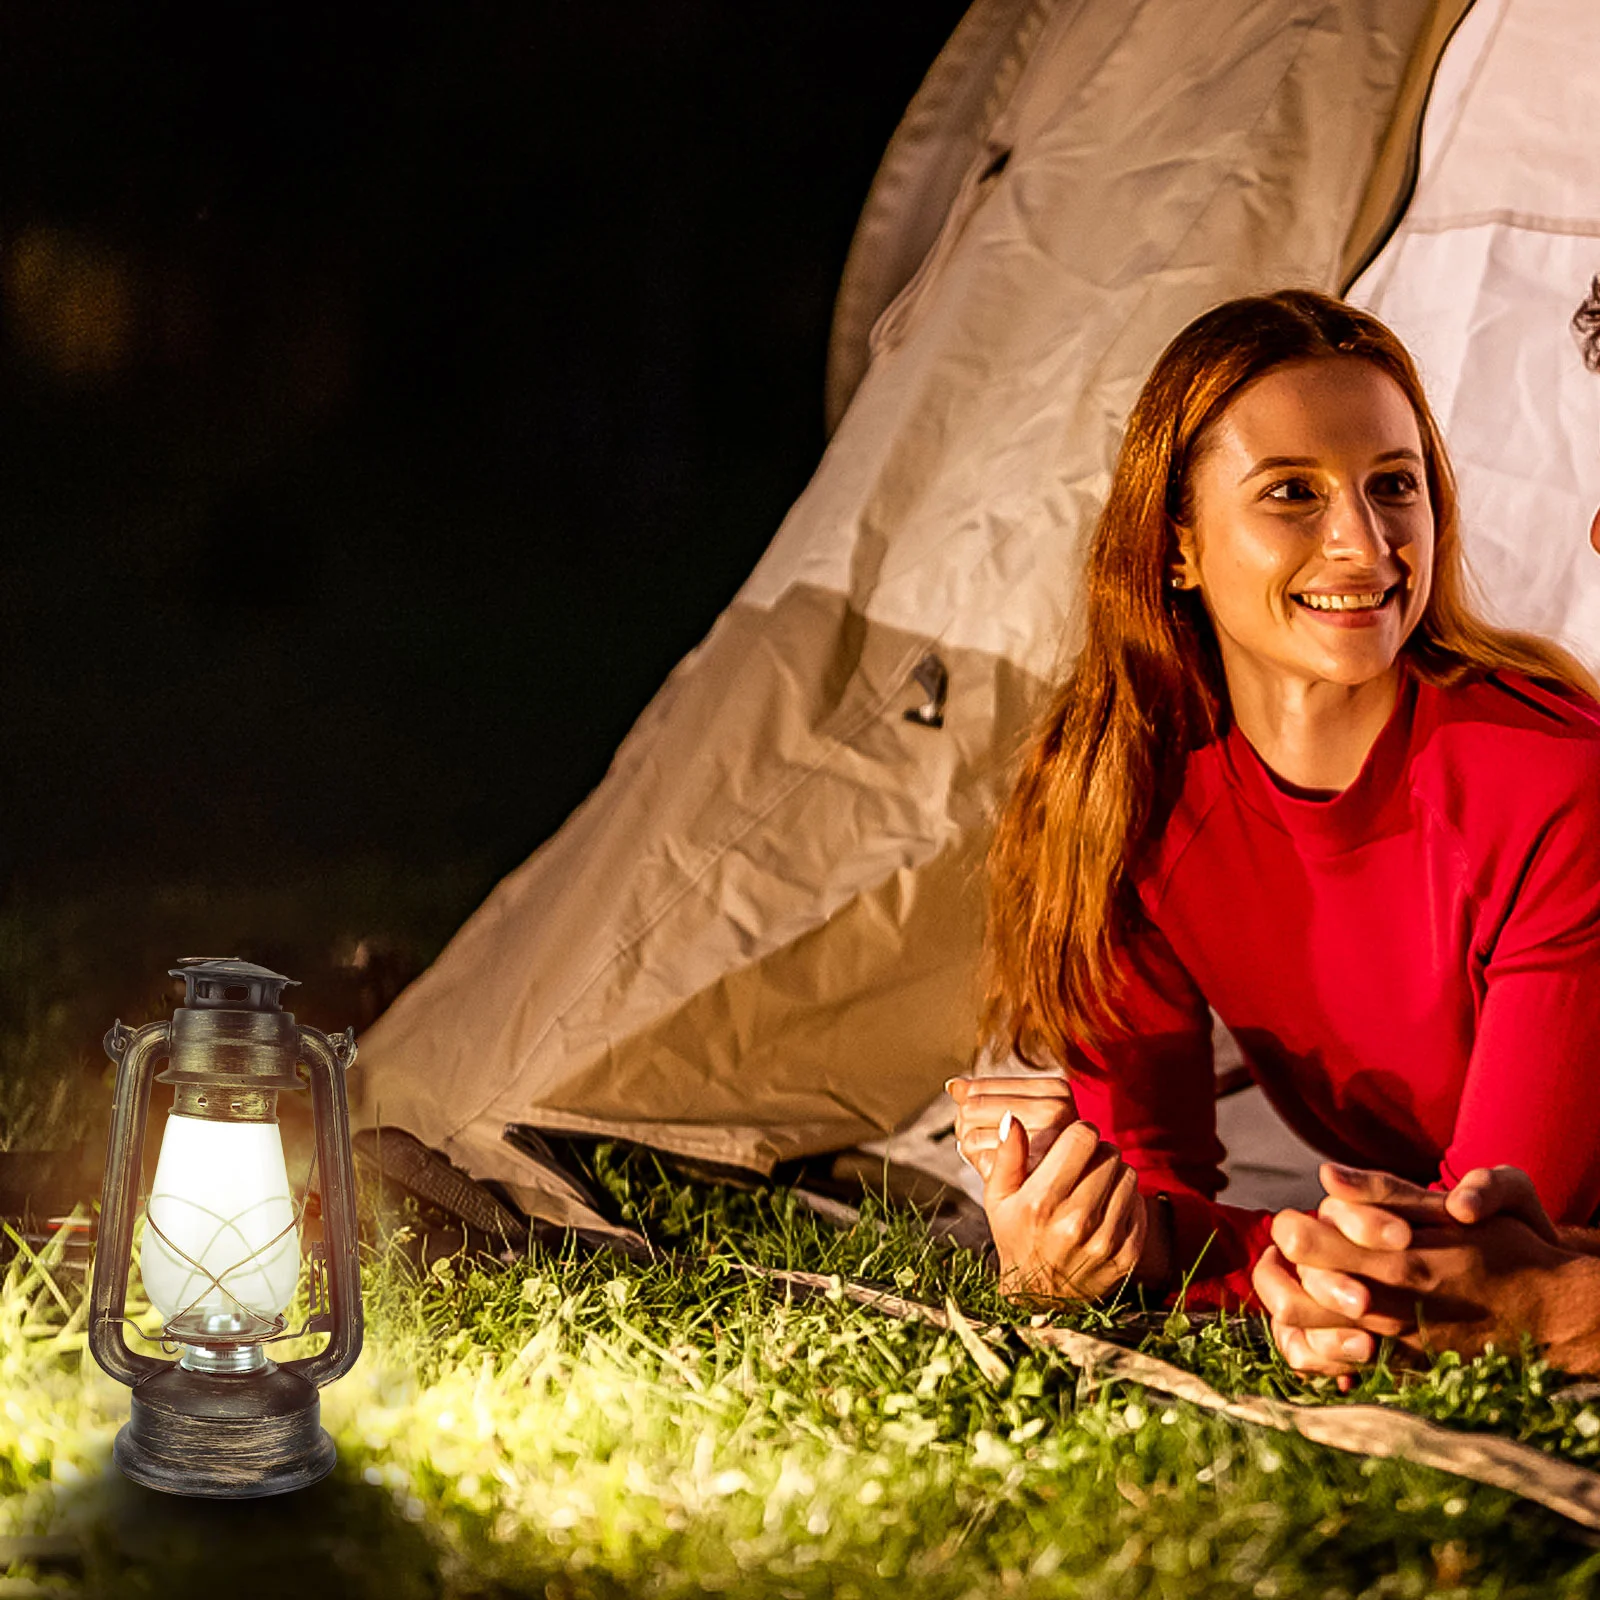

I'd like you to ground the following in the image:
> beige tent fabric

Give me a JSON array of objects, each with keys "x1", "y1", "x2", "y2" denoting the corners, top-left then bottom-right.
[
  {"x1": 824, "y1": 0, "x2": 1044, "y2": 435},
  {"x1": 352, "y1": 0, "x2": 1448, "y2": 1213}
]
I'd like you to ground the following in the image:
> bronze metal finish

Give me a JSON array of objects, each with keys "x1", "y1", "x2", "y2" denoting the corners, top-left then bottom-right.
[
  {"x1": 115, "y1": 1363, "x2": 336, "y2": 1499},
  {"x1": 171, "y1": 1083, "x2": 278, "y2": 1124},
  {"x1": 157, "y1": 1006, "x2": 305, "y2": 1095},
  {"x1": 90, "y1": 958, "x2": 364, "y2": 1499}
]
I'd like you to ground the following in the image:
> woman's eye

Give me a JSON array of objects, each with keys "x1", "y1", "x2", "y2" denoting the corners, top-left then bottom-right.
[
  {"x1": 1264, "y1": 478, "x2": 1317, "y2": 503},
  {"x1": 1372, "y1": 470, "x2": 1420, "y2": 498}
]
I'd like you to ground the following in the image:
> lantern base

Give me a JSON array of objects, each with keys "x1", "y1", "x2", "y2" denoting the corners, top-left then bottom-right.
[{"x1": 115, "y1": 1360, "x2": 336, "y2": 1499}]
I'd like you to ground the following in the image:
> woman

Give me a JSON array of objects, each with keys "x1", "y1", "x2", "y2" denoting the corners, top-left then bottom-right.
[{"x1": 949, "y1": 289, "x2": 1600, "y2": 1313}]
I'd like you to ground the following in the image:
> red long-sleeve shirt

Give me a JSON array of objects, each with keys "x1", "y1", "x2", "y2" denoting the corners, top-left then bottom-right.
[{"x1": 1069, "y1": 669, "x2": 1600, "y2": 1307}]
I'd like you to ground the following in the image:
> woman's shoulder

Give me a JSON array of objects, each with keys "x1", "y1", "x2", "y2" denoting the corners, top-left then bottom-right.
[
  {"x1": 1422, "y1": 669, "x2": 1600, "y2": 762},
  {"x1": 1132, "y1": 735, "x2": 1236, "y2": 904},
  {"x1": 1416, "y1": 669, "x2": 1600, "y2": 823},
  {"x1": 1418, "y1": 670, "x2": 1600, "y2": 939}
]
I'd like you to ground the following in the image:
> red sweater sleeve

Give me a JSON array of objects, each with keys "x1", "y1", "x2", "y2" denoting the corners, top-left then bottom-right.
[
  {"x1": 1069, "y1": 918, "x2": 1275, "y2": 1307},
  {"x1": 1438, "y1": 765, "x2": 1600, "y2": 1223}
]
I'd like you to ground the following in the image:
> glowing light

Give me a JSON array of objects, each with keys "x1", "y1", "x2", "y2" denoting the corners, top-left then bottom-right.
[{"x1": 142, "y1": 1113, "x2": 299, "y2": 1337}]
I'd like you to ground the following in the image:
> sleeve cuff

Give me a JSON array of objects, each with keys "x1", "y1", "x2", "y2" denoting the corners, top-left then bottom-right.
[{"x1": 1160, "y1": 1189, "x2": 1276, "y2": 1311}]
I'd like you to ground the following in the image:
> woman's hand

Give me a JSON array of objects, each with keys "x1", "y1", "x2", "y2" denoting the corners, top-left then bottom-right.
[
  {"x1": 946, "y1": 1073, "x2": 1076, "y2": 1184},
  {"x1": 1252, "y1": 1235, "x2": 1381, "y2": 1380},
  {"x1": 1318, "y1": 1162, "x2": 1561, "y2": 1245},
  {"x1": 1283, "y1": 1164, "x2": 1572, "y2": 1360},
  {"x1": 982, "y1": 1112, "x2": 1156, "y2": 1302},
  {"x1": 1257, "y1": 1163, "x2": 1579, "y2": 1379},
  {"x1": 1253, "y1": 1166, "x2": 1463, "y2": 1379}
]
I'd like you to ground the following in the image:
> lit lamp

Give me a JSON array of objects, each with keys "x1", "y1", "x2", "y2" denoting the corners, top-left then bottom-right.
[{"x1": 89, "y1": 958, "x2": 363, "y2": 1497}]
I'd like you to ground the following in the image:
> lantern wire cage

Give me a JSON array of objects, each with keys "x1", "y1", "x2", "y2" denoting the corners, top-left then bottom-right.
[{"x1": 106, "y1": 1134, "x2": 330, "y2": 1355}]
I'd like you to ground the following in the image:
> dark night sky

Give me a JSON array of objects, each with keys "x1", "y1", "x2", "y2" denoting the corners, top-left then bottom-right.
[{"x1": 0, "y1": 2, "x2": 969, "y2": 893}]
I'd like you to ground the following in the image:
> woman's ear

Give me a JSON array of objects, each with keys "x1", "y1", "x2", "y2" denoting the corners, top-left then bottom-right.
[{"x1": 1169, "y1": 525, "x2": 1201, "y2": 592}]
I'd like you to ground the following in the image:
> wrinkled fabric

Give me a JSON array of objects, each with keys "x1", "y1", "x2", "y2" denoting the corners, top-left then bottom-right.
[{"x1": 352, "y1": 0, "x2": 1441, "y2": 1196}]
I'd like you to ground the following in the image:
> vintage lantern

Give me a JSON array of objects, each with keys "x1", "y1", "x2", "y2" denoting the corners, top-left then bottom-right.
[{"x1": 90, "y1": 958, "x2": 363, "y2": 1498}]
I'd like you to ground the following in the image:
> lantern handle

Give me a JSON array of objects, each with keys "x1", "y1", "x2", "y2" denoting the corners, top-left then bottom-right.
[
  {"x1": 89, "y1": 1019, "x2": 172, "y2": 1387},
  {"x1": 281, "y1": 1025, "x2": 364, "y2": 1388}
]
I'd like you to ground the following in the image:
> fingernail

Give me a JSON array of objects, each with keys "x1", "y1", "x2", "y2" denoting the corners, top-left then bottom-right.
[
  {"x1": 943, "y1": 1078, "x2": 957, "y2": 1095},
  {"x1": 1381, "y1": 1222, "x2": 1408, "y2": 1248},
  {"x1": 1327, "y1": 1164, "x2": 1361, "y2": 1183},
  {"x1": 999, "y1": 1110, "x2": 1014, "y2": 1144},
  {"x1": 1333, "y1": 1286, "x2": 1362, "y2": 1314},
  {"x1": 1341, "y1": 1334, "x2": 1368, "y2": 1357}
]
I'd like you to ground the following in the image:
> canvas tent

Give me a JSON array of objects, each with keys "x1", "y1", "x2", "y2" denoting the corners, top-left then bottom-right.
[
  {"x1": 1347, "y1": 0, "x2": 1600, "y2": 664},
  {"x1": 352, "y1": 0, "x2": 1596, "y2": 1227}
]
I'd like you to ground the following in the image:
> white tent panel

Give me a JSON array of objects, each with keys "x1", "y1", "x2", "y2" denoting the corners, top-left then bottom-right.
[{"x1": 1350, "y1": 0, "x2": 1600, "y2": 668}]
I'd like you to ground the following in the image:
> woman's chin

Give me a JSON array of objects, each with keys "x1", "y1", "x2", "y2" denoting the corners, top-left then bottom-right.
[
  {"x1": 1300, "y1": 651, "x2": 1404, "y2": 690},
  {"x1": 1286, "y1": 614, "x2": 1411, "y2": 686}
]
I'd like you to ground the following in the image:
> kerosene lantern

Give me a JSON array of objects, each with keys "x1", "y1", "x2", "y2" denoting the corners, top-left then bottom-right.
[{"x1": 90, "y1": 958, "x2": 363, "y2": 1497}]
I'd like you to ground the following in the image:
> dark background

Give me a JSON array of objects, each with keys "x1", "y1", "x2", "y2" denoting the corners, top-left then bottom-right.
[{"x1": 0, "y1": 1, "x2": 969, "y2": 898}]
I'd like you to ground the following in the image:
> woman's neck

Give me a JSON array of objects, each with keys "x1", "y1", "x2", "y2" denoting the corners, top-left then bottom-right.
[{"x1": 1225, "y1": 664, "x2": 1402, "y2": 794}]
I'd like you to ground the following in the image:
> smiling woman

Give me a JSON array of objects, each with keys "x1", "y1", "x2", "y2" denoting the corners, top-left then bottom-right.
[
  {"x1": 1171, "y1": 357, "x2": 1435, "y2": 794},
  {"x1": 950, "y1": 289, "x2": 1600, "y2": 1339}
]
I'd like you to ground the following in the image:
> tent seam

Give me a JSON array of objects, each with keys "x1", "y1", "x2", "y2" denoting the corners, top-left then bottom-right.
[{"x1": 1390, "y1": 210, "x2": 1600, "y2": 240}]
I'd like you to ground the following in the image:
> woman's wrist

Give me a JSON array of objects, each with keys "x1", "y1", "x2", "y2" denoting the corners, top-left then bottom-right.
[{"x1": 1136, "y1": 1190, "x2": 1175, "y2": 1296}]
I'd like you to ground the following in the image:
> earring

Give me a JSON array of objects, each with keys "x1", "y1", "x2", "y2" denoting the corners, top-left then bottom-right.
[{"x1": 1169, "y1": 574, "x2": 1185, "y2": 590}]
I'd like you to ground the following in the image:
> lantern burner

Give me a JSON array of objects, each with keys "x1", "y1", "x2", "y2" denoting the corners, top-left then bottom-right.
[{"x1": 181, "y1": 1336, "x2": 273, "y2": 1376}]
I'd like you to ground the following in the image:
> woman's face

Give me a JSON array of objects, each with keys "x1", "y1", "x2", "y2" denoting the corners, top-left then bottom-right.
[{"x1": 1175, "y1": 356, "x2": 1435, "y2": 698}]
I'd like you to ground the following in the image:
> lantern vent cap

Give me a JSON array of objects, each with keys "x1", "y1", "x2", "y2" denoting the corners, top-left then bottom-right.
[{"x1": 171, "y1": 958, "x2": 299, "y2": 1013}]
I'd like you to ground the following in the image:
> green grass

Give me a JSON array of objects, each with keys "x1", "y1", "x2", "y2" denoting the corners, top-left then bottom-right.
[
  {"x1": 5, "y1": 1167, "x2": 1600, "y2": 1599},
  {"x1": 7, "y1": 875, "x2": 1600, "y2": 1597}
]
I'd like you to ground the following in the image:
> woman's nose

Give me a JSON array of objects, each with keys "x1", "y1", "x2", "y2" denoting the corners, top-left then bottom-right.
[{"x1": 1322, "y1": 492, "x2": 1392, "y2": 564}]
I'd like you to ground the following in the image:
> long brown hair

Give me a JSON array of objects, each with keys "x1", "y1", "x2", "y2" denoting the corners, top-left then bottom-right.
[{"x1": 985, "y1": 288, "x2": 1599, "y2": 1067}]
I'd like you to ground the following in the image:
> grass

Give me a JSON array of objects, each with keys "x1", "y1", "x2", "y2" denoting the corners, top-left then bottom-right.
[{"x1": 6, "y1": 873, "x2": 1600, "y2": 1597}]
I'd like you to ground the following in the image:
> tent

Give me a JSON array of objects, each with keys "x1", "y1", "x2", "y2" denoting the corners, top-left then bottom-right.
[
  {"x1": 1348, "y1": 0, "x2": 1600, "y2": 663},
  {"x1": 351, "y1": 0, "x2": 1593, "y2": 1226}
]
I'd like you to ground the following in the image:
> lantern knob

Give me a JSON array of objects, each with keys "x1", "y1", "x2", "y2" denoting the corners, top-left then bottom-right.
[{"x1": 170, "y1": 957, "x2": 299, "y2": 1013}]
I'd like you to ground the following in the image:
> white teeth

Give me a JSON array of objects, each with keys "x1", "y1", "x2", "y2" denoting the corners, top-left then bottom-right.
[{"x1": 1294, "y1": 589, "x2": 1389, "y2": 612}]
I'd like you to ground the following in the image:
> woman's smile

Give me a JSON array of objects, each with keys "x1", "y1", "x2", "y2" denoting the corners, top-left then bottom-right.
[
  {"x1": 1287, "y1": 582, "x2": 1407, "y2": 631},
  {"x1": 1172, "y1": 355, "x2": 1436, "y2": 788},
  {"x1": 1290, "y1": 584, "x2": 1395, "y2": 616}
]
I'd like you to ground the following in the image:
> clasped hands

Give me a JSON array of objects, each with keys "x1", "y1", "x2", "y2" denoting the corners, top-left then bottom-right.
[
  {"x1": 1253, "y1": 1162, "x2": 1577, "y2": 1378},
  {"x1": 946, "y1": 1075, "x2": 1164, "y2": 1300},
  {"x1": 951, "y1": 1075, "x2": 1579, "y2": 1374}
]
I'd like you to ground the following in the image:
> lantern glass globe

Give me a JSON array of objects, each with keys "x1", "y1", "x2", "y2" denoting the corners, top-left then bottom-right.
[{"x1": 141, "y1": 1113, "x2": 300, "y2": 1337}]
